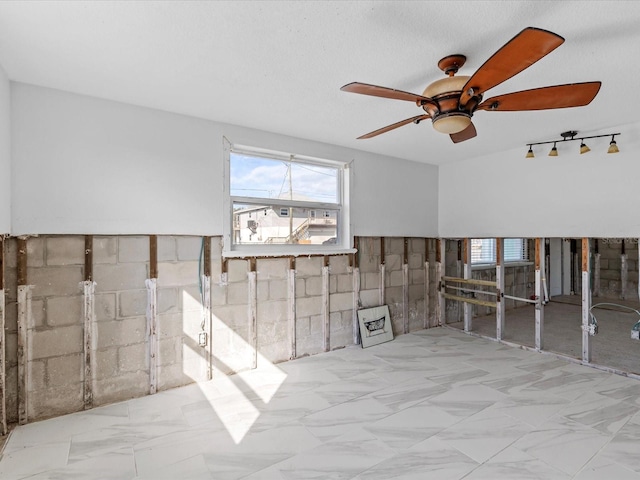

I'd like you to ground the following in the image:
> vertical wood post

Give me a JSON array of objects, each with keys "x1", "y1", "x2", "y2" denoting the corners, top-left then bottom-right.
[
  {"x1": 379, "y1": 237, "x2": 385, "y2": 305},
  {"x1": 248, "y1": 258, "x2": 257, "y2": 369},
  {"x1": 593, "y1": 239, "x2": 600, "y2": 297},
  {"x1": 147, "y1": 235, "x2": 158, "y2": 394},
  {"x1": 202, "y1": 237, "x2": 213, "y2": 380},
  {"x1": 436, "y1": 238, "x2": 444, "y2": 327},
  {"x1": 535, "y1": 238, "x2": 545, "y2": 351},
  {"x1": 17, "y1": 237, "x2": 29, "y2": 425},
  {"x1": 582, "y1": 238, "x2": 592, "y2": 364},
  {"x1": 496, "y1": 238, "x2": 505, "y2": 341},
  {"x1": 424, "y1": 238, "x2": 430, "y2": 329},
  {"x1": 463, "y1": 238, "x2": 472, "y2": 332},
  {"x1": 82, "y1": 235, "x2": 95, "y2": 410},
  {"x1": 403, "y1": 237, "x2": 409, "y2": 334},
  {"x1": 352, "y1": 237, "x2": 361, "y2": 344},
  {"x1": 288, "y1": 257, "x2": 297, "y2": 359},
  {"x1": 322, "y1": 256, "x2": 330, "y2": 352},
  {"x1": 621, "y1": 240, "x2": 628, "y2": 299},
  {"x1": 0, "y1": 236, "x2": 6, "y2": 435},
  {"x1": 456, "y1": 240, "x2": 463, "y2": 322}
]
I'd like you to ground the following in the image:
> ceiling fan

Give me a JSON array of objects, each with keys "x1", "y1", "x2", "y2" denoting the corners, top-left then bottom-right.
[{"x1": 341, "y1": 27, "x2": 601, "y2": 143}]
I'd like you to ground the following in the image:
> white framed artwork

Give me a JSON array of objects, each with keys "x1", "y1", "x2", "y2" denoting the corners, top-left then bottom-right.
[{"x1": 357, "y1": 305, "x2": 393, "y2": 348}]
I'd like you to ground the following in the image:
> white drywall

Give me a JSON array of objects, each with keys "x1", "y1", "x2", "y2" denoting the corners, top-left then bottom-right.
[
  {"x1": 0, "y1": 64, "x2": 10, "y2": 233},
  {"x1": 11, "y1": 83, "x2": 438, "y2": 237},
  {"x1": 439, "y1": 121, "x2": 640, "y2": 238}
]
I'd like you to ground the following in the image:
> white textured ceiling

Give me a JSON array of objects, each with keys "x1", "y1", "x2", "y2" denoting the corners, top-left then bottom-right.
[{"x1": 0, "y1": 1, "x2": 639, "y2": 165}]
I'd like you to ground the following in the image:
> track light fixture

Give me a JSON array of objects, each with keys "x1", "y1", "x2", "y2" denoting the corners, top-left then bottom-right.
[{"x1": 525, "y1": 130, "x2": 621, "y2": 158}]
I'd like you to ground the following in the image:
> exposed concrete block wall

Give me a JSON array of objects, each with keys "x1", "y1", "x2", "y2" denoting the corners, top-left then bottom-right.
[
  {"x1": 593, "y1": 238, "x2": 639, "y2": 300},
  {"x1": 2, "y1": 234, "x2": 441, "y2": 426}
]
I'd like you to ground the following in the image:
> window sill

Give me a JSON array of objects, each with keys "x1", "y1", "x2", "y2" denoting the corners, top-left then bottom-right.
[
  {"x1": 472, "y1": 261, "x2": 533, "y2": 271},
  {"x1": 223, "y1": 247, "x2": 357, "y2": 259}
]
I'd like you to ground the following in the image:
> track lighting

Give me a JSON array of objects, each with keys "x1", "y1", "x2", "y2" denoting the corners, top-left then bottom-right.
[
  {"x1": 526, "y1": 145, "x2": 534, "y2": 158},
  {"x1": 525, "y1": 130, "x2": 621, "y2": 157},
  {"x1": 579, "y1": 140, "x2": 590, "y2": 154}
]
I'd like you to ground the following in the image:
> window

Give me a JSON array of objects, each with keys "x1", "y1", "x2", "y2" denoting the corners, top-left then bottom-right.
[
  {"x1": 224, "y1": 142, "x2": 351, "y2": 254},
  {"x1": 471, "y1": 238, "x2": 529, "y2": 264}
]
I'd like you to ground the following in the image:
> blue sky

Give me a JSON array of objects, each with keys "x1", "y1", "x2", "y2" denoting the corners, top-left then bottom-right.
[{"x1": 230, "y1": 153, "x2": 338, "y2": 203}]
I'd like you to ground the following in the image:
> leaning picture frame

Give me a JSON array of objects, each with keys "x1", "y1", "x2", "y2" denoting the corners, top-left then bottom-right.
[{"x1": 357, "y1": 305, "x2": 393, "y2": 348}]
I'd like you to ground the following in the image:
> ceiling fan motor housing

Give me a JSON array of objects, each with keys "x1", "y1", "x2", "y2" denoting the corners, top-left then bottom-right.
[{"x1": 421, "y1": 75, "x2": 473, "y2": 134}]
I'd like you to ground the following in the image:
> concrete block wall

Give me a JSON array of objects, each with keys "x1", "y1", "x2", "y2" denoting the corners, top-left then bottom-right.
[
  {"x1": 2, "y1": 234, "x2": 440, "y2": 426},
  {"x1": 594, "y1": 238, "x2": 639, "y2": 300}
]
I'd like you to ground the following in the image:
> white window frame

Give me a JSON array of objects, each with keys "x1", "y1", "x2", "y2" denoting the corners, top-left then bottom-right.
[
  {"x1": 471, "y1": 238, "x2": 530, "y2": 266},
  {"x1": 223, "y1": 139, "x2": 353, "y2": 257}
]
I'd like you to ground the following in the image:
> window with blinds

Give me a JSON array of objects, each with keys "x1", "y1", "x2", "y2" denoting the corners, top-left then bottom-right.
[{"x1": 471, "y1": 238, "x2": 528, "y2": 264}]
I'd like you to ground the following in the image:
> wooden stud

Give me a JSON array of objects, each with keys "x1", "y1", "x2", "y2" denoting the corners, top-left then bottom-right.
[
  {"x1": 248, "y1": 265, "x2": 258, "y2": 369},
  {"x1": 82, "y1": 280, "x2": 95, "y2": 410},
  {"x1": 146, "y1": 278, "x2": 158, "y2": 394},
  {"x1": 435, "y1": 238, "x2": 444, "y2": 327},
  {"x1": 203, "y1": 236, "x2": 211, "y2": 277},
  {"x1": 322, "y1": 263, "x2": 330, "y2": 352},
  {"x1": 0, "y1": 237, "x2": 5, "y2": 435},
  {"x1": 288, "y1": 258, "x2": 296, "y2": 359},
  {"x1": 379, "y1": 238, "x2": 386, "y2": 306},
  {"x1": 593, "y1": 239, "x2": 601, "y2": 297},
  {"x1": 380, "y1": 237, "x2": 385, "y2": 265},
  {"x1": 353, "y1": 236, "x2": 360, "y2": 269},
  {"x1": 534, "y1": 238, "x2": 544, "y2": 351},
  {"x1": 17, "y1": 285, "x2": 30, "y2": 424},
  {"x1": 17, "y1": 237, "x2": 27, "y2": 286},
  {"x1": 581, "y1": 238, "x2": 591, "y2": 364},
  {"x1": 496, "y1": 238, "x2": 505, "y2": 341},
  {"x1": 84, "y1": 235, "x2": 93, "y2": 282},
  {"x1": 463, "y1": 238, "x2": 472, "y2": 333},
  {"x1": 403, "y1": 237, "x2": 409, "y2": 265},
  {"x1": 0, "y1": 236, "x2": 4, "y2": 290},
  {"x1": 149, "y1": 235, "x2": 158, "y2": 279},
  {"x1": 424, "y1": 238, "x2": 430, "y2": 329}
]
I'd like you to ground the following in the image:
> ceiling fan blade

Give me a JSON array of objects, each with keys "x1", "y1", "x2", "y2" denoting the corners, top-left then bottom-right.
[
  {"x1": 341, "y1": 82, "x2": 436, "y2": 106},
  {"x1": 460, "y1": 27, "x2": 564, "y2": 107},
  {"x1": 450, "y1": 122, "x2": 477, "y2": 143},
  {"x1": 476, "y1": 82, "x2": 601, "y2": 111},
  {"x1": 357, "y1": 114, "x2": 430, "y2": 139}
]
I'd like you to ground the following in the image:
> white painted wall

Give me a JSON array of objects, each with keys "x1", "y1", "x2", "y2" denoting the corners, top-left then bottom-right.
[
  {"x1": 0, "y1": 64, "x2": 10, "y2": 233},
  {"x1": 11, "y1": 83, "x2": 438, "y2": 237},
  {"x1": 439, "y1": 121, "x2": 640, "y2": 238}
]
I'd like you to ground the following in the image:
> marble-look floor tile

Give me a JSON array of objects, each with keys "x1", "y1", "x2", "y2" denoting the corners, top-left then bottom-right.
[
  {"x1": 463, "y1": 446, "x2": 570, "y2": 480},
  {"x1": 559, "y1": 391, "x2": 638, "y2": 435},
  {"x1": 575, "y1": 454, "x2": 640, "y2": 480},
  {"x1": 0, "y1": 440, "x2": 71, "y2": 478}
]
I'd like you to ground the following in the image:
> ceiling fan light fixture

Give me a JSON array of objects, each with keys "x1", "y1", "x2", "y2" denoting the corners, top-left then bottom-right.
[
  {"x1": 526, "y1": 145, "x2": 535, "y2": 158},
  {"x1": 608, "y1": 135, "x2": 619, "y2": 154},
  {"x1": 579, "y1": 141, "x2": 591, "y2": 154},
  {"x1": 548, "y1": 142, "x2": 558, "y2": 157},
  {"x1": 432, "y1": 113, "x2": 471, "y2": 134}
]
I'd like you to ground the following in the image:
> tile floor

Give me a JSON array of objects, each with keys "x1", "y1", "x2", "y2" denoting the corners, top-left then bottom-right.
[{"x1": 2, "y1": 327, "x2": 640, "y2": 479}]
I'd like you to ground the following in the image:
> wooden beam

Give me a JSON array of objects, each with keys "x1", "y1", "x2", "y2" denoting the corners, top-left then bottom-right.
[
  {"x1": 442, "y1": 293, "x2": 496, "y2": 309},
  {"x1": 248, "y1": 263, "x2": 258, "y2": 369},
  {"x1": 581, "y1": 237, "x2": 591, "y2": 364},
  {"x1": 17, "y1": 237, "x2": 27, "y2": 286},
  {"x1": 424, "y1": 238, "x2": 430, "y2": 330},
  {"x1": 288, "y1": 257, "x2": 296, "y2": 359},
  {"x1": 496, "y1": 238, "x2": 505, "y2": 341},
  {"x1": 380, "y1": 237, "x2": 385, "y2": 265},
  {"x1": 403, "y1": 240, "x2": 409, "y2": 334},
  {"x1": 84, "y1": 235, "x2": 93, "y2": 282},
  {"x1": 463, "y1": 238, "x2": 472, "y2": 333},
  {"x1": 535, "y1": 238, "x2": 544, "y2": 351},
  {"x1": 0, "y1": 236, "x2": 4, "y2": 290},
  {"x1": 436, "y1": 238, "x2": 444, "y2": 327},
  {"x1": 353, "y1": 236, "x2": 360, "y2": 269},
  {"x1": 203, "y1": 236, "x2": 211, "y2": 277},
  {"x1": 149, "y1": 235, "x2": 158, "y2": 279},
  {"x1": 82, "y1": 280, "x2": 95, "y2": 410},
  {"x1": 0, "y1": 236, "x2": 5, "y2": 434},
  {"x1": 442, "y1": 276, "x2": 496, "y2": 287},
  {"x1": 322, "y1": 262, "x2": 330, "y2": 352}
]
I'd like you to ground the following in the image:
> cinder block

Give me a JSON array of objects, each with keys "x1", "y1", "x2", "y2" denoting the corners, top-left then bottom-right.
[
  {"x1": 177, "y1": 236, "x2": 203, "y2": 261},
  {"x1": 305, "y1": 276, "x2": 323, "y2": 296},
  {"x1": 158, "y1": 362, "x2": 192, "y2": 391},
  {"x1": 93, "y1": 371, "x2": 149, "y2": 406},
  {"x1": 227, "y1": 282, "x2": 249, "y2": 305},
  {"x1": 269, "y1": 279, "x2": 288, "y2": 301},
  {"x1": 408, "y1": 253, "x2": 423, "y2": 269},
  {"x1": 157, "y1": 236, "x2": 177, "y2": 262},
  {"x1": 257, "y1": 299, "x2": 286, "y2": 324},
  {"x1": 94, "y1": 347, "x2": 118, "y2": 380},
  {"x1": 94, "y1": 263, "x2": 148, "y2": 292},
  {"x1": 227, "y1": 259, "x2": 248, "y2": 283},
  {"x1": 31, "y1": 325, "x2": 83, "y2": 359},
  {"x1": 29, "y1": 384, "x2": 83, "y2": 421},
  {"x1": 212, "y1": 304, "x2": 249, "y2": 329},
  {"x1": 157, "y1": 288, "x2": 179, "y2": 314},
  {"x1": 5, "y1": 332, "x2": 17, "y2": 364},
  {"x1": 47, "y1": 295, "x2": 82, "y2": 326},
  {"x1": 257, "y1": 258, "x2": 288, "y2": 279},
  {"x1": 358, "y1": 252, "x2": 379, "y2": 273},
  {"x1": 31, "y1": 298, "x2": 45, "y2": 327},
  {"x1": 329, "y1": 274, "x2": 337, "y2": 294},
  {"x1": 295, "y1": 257, "x2": 322, "y2": 277},
  {"x1": 159, "y1": 337, "x2": 181, "y2": 366},
  {"x1": 180, "y1": 309, "x2": 202, "y2": 336},
  {"x1": 26, "y1": 237, "x2": 45, "y2": 267},
  {"x1": 329, "y1": 292, "x2": 353, "y2": 313},
  {"x1": 258, "y1": 341, "x2": 289, "y2": 365},
  {"x1": 118, "y1": 343, "x2": 148, "y2": 373},
  {"x1": 309, "y1": 314, "x2": 324, "y2": 336},
  {"x1": 29, "y1": 359, "x2": 47, "y2": 392},
  {"x1": 389, "y1": 270, "x2": 404, "y2": 288},
  {"x1": 118, "y1": 290, "x2": 148, "y2": 318},
  {"x1": 410, "y1": 268, "x2": 425, "y2": 285},
  {"x1": 96, "y1": 317, "x2": 146, "y2": 349},
  {"x1": 364, "y1": 271, "x2": 380, "y2": 290},
  {"x1": 359, "y1": 289, "x2": 380, "y2": 308},
  {"x1": 257, "y1": 315, "x2": 287, "y2": 344},
  {"x1": 179, "y1": 285, "x2": 202, "y2": 312},
  {"x1": 94, "y1": 237, "x2": 117, "y2": 264},
  {"x1": 329, "y1": 256, "x2": 349, "y2": 275},
  {"x1": 257, "y1": 280, "x2": 270, "y2": 302},
  {"x1": 157, "y1": 313, "x2": 183, "y2": 339},
  {"x1": 296, "y1": 296, "x2": 322, "y2": 318},
  {"x1": 211, "y1": 284, "x2": 227, "y2": 306},
  {"x1": 94, "y1": 293, "x2": 116, "y2": 321},
  {"x1": 118, "y1": 236, "x2": 149, "y2": 263},
  {"x1": 29, "y1": 266, "x2": 84, "y2": 298},
  {"x1": 386, "y1": 254, "x2": 402, "y2": 272},
  {"x1": 295, "y1": 316, "x2": 311, "y2": 337},
  {"x1": 336, "y1": 274, "x2": 353, "y2": 293},
  {"x1": 46, "y1": 236, "x2": 84, "y2": 266},
  {"x1": 156, "y1": 261, "x2": 199, "y2": 287},
  {"x1": 47, "y1": 353, "x2": 82, "y2": 388}
]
